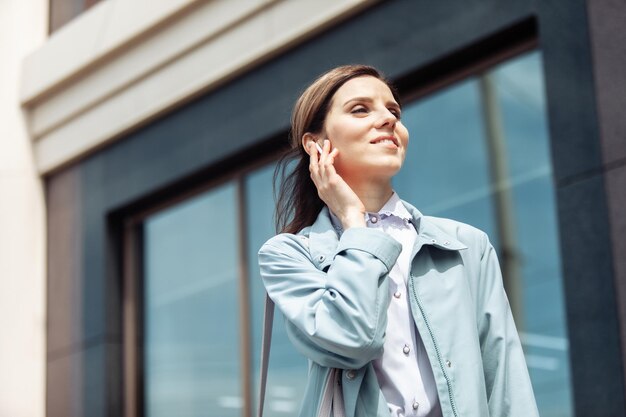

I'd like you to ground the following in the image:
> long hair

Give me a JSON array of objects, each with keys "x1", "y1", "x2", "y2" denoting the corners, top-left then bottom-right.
[{"x1": 274, "y1": 64, "x2": 400, "y2": 234}]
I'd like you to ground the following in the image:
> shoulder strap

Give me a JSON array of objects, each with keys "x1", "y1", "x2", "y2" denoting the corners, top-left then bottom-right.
[
  {"x1": 257, "y1": 293, "x2": 275, "y2": 417},
  {"x1": 257, "y1": 239, "x2": 345, "y2": 417},
  {"x1": 256, "y1": 293, "x2": 345, "y2": 417}
]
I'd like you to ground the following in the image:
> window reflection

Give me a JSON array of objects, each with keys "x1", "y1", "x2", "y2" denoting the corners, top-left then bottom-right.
[
  {"x1": 246, "y1": 163, "x2": 308, "y2": 416},
  {"x1": 144, "y1": 182, "x2": 241, "y2": 417},
  {"x1": 494, "y1": 52, "x2": 571, "y2": 416},
  {"x1": 395, "y1": 78, "x2": 498, "y2": 242},
  {"x1": 393, "y1": 50, "x2": 572, "y2": 416},
  {"x1": 140, "y1": 50, "x2": 571, "y2": 417}
]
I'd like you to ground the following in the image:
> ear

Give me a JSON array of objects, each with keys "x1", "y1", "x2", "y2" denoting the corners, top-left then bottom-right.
[{"x1": 302, "y1": 133, "x2": 320, "y2": 156}]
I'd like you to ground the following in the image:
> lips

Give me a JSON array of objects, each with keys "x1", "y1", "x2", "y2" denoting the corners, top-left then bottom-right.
[{"x1": 370, "y1": 136, "x2": 399, "y2": 147}]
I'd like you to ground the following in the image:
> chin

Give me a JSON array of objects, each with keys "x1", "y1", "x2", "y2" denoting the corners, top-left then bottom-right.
[
  {"x1": 364, "y1": 165, "x2": 403, "y2": 180},
  {"x1": 377, "y1": 160, "x2": 404, "y2": 175},
  {"x1": 337, "y1": 158, "x2": 404, "y2": 180}
]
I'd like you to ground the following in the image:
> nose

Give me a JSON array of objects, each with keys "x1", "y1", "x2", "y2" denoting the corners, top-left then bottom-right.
[{"x1": 375, "y1": 108, "x2": 398, "y2": 129}]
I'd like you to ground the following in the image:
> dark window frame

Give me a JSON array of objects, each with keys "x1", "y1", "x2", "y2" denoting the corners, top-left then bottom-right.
[{"x1": 119, "y1": 151, "x2": 281, "y2": 417}]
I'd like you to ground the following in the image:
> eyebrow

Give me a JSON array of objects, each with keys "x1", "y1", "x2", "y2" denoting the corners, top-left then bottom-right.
[{"x1": 343, "y1": 96, "x2": 400, "y2": 108}]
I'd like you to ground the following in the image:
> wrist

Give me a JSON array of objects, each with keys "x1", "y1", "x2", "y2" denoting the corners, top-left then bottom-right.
[{"x1": 340, "y1": 210, "x2": 366, "y2": 229}]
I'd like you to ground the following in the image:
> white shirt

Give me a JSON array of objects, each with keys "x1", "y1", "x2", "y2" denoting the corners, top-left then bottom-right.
[{"x1": 331, "y1": 192, "x2": 442, "y2": 417}]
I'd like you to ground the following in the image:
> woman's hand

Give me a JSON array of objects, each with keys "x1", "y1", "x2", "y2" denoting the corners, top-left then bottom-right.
[{"x1": 308, "y1": 140, "x2": 366, "y2": 229}]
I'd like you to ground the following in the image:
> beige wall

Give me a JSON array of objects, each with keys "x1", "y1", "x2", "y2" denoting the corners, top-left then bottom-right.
[
  {"x1": 20, "y1": 0, "x2": 379, "y2": 174},
  {"x1": 0, "y1": 0, "x2": 47, "y2": 416},
  {"x1": 6, "y1": 1, "x2": 377, "y2": 415}
]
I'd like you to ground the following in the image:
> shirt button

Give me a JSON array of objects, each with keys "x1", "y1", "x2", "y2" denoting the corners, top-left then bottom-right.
[
  {"x1": 444, "y1": 240, "x2": 450, "y2": 245},
  {"x1": 370, "y1": 215, "x2": 378, "y2": 224},
  {"x1": 412, "y1": 400, "x2": 419, "y2": 410},
  {"x1": 394, "y1": 291, "x2": 401, "y2": 299},
  {"x1": 318, "y1": 255, "x2": 325, "y2": 262},
  {"x1": 346, "y1": 370, "x2": 356, "y2": 379},
  {"x1": 446, "y1": 359, "x2": 452, "y2": 367},
  {"x1": 403, "y1": 344, "x2": 410, "y2": 355},
  {"x1": 430, "y1": 238, "x2": 437, "y2": 244}
]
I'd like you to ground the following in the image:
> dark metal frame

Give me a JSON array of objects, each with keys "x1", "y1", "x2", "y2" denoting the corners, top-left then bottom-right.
[{"x1": 118, "y1": 151, "x2": 280, "y2": 417}]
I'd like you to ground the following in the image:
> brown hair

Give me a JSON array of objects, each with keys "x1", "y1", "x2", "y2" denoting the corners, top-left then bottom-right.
[{"x1": 274, "y1": 64, "x2": 400, "y2": 234}]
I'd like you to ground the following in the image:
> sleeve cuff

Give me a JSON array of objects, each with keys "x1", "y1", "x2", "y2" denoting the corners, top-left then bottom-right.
[{"x1": 335, "y1": 227, "x2": 402, "y2": 271}]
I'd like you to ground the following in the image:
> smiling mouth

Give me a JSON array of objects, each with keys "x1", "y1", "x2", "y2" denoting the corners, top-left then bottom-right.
[{"x1": 370, "y1": 136, "x2": 399, "y2": 146}]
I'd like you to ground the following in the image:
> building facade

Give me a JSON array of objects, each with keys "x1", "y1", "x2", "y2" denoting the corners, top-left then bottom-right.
[{"x1": 2, "y1": 0, "x2": 625, "y2": 416}]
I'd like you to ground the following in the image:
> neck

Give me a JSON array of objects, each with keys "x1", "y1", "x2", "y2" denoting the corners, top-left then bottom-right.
[{"x1": 345, "y1": 177, "x2": 394, "y2": 212}]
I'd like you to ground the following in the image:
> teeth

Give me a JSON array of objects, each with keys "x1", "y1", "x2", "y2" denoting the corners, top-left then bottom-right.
[{"x1": 376, "y1": 139, "x2": 395, "y2": 145}]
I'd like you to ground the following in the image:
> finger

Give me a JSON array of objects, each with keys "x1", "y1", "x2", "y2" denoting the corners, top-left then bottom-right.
[
  {"x1": 325, "y1": 148, "x2": 340, "y2": 177},
  {"x1": 323, "y1": 147, "x2": 338, "y2": 167},
  {"x1": 309, "y1": 142, "x2": 319, "y2": 165},
  {"x1": 315, "y1": 140, "x2": 326, "y2": 176},
  {"x1": 317, "y1": 140, "x2": 327, "y2": 164},
  {"x1": 327, "y1": 147, "x2": 339, "y2": 161},
  {"x1": 323, "y1": 139, "x2": 331, "y2": 156},
  {"x1": 319, "y1": 139, "x2": 333, "y2": 176},
  {"x1": 309, "y1": 142, "x2": 320, "y2": 178}
]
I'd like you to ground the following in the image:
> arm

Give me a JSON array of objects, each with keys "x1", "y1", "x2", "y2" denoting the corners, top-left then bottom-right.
[
  {"x1": 476, "y1": 234, "x2": 539, "y2": 417},
  {"x1": 258, "y1": 227, "x2": 401, "y2": 369}
]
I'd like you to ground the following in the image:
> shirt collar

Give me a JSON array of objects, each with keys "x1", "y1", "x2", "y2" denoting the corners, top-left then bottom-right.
[
  {"x1": 376, "y1": 191, "x2": 412, "y2": 221},
  {"x1": 307, "y1": 197, "x2": 467, "y2": 270},
  {"x1": 329, "y1": 191, "x2": 411, "y2": 231}
]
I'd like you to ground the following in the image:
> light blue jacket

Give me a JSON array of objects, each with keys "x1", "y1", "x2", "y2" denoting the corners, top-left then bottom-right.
[{"x1": 258, "y1": 201, "x2": 539, "y2": 417}]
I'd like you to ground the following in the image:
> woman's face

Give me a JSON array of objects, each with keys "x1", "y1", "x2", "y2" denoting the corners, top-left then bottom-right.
[{"x1": 319, "y1": 75, "x2": 409, "y2": 182}]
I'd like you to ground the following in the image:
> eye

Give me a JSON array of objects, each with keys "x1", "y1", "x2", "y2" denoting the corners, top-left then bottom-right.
[
  {"x1": 389, "y1": 108, "x2": 401, "y2": 119},
  {"x1": 350, "y1": 105, "x2": 368, "y2": 114}
]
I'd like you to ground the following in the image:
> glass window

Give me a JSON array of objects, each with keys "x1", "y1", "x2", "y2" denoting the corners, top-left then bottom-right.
[
  {"x1": 245, "y1": 163, "x2": 308, "y2": 416},
  {"x1": 393, "y1": 50, "x2": 572, "y2": 417},
  {"x1": 143, "y1": 182, "x2": 241, "y2": 417},
  {"x1": 494, "y1": 52, "x2": 570, "y2": 416},
  {"x1": 395, "y1": 77, "x2": 498, "y2": 242},
  {"x1": 138, "y1": 49, "x2": 571, "y2": 417}
]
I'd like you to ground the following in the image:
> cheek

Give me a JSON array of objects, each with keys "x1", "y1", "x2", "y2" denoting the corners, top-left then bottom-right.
[
  {"x1": 326, "y1": 119, "x2": 364, "y2": 144},
  {"x1": 399, "y1": 126, "x2": 409, "y2": 147},
  {"x1": 327, "y1": 130, "x2": 356, "y2": 151},
  {"x1": 324, "y1": 125, "x2": 343, "y2": 146}
]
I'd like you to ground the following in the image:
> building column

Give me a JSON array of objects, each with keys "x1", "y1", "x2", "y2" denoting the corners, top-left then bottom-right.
[
  {"x1": 587, "y1": 0, "x2": 626, "y2": 402},
  {"x1": 0, "y1": 0, "x2": 48, "y2": 416}
]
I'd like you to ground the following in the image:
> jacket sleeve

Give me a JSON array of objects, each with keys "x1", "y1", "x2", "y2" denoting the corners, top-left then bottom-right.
[
  {"x1": 258, "y1": 227, "x2": 402, "y2": 369},
  {"x1": 476, "y1": 234, "x2": 540, "y2": 417}
]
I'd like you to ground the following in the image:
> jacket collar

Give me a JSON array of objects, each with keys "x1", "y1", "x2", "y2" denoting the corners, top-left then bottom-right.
[{"x1": 305, "y1": 200, "x2": 467, "y2": 270}]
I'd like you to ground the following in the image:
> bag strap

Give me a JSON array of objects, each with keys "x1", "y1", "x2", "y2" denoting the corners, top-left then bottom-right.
[
  {"x1": 257, "y1": 293, "x2": 275, "y2": 417},
  {"x1": 256, "y1": 291, "x2": 345, "y2": 417},
  {"x1": 333, "y1": 369, "x2": 346, "y2": 417}
]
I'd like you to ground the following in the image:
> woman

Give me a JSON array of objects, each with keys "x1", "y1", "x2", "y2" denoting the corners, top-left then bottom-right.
[{"x1": 258, "y1": 65, "x2": 539, "y2": 417}]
